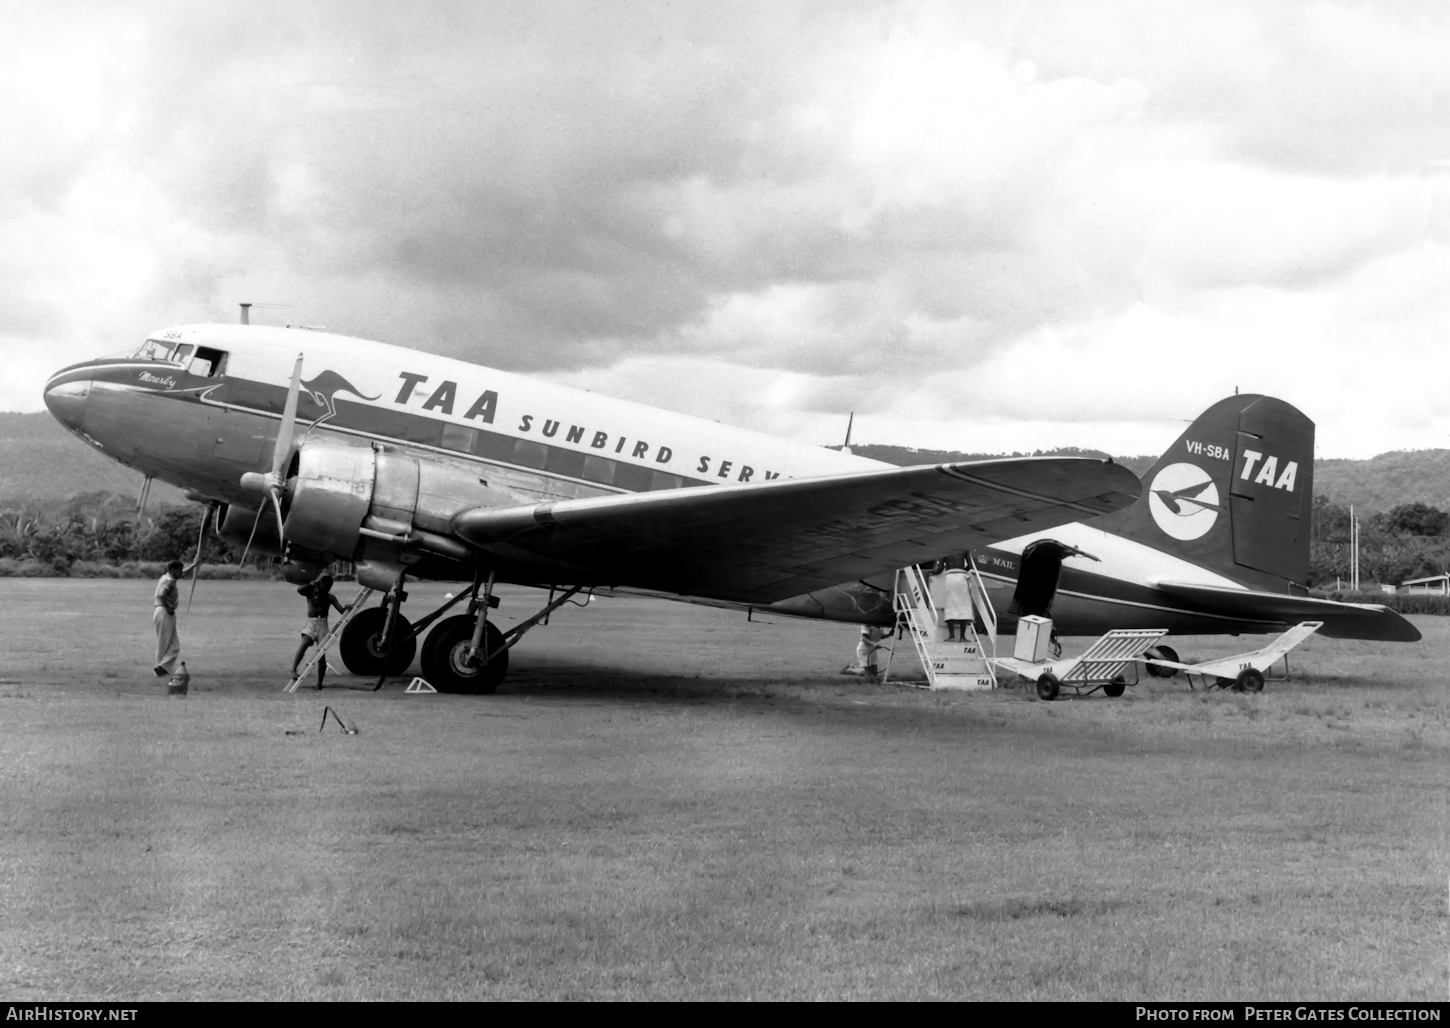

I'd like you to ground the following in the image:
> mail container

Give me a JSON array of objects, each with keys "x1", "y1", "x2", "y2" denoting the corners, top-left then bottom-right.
[{"x1": 1014, "y1": 615, "x2": 1053, "y2": 662}]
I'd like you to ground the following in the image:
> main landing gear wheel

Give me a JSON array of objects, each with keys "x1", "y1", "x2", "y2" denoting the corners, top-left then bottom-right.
[
  {"x1": 1036, "y1": 672, "x2": 1061, "y2": 701},
  {"x1": 1234, "y1": 668, "x2": 1265, "y2": 693},
  {"x1": 1102, "y1": 676, "x2": 1127, "y2": 698},
  {"x1": 421, "y1": 615, "x2": 509, "y2": 694},
  {"x1": 1145, "y1": 645, "x2": 1180, "y2": 678},
  {"x1": 338, "y1": 607, "x2": 417, "y2": 676}
]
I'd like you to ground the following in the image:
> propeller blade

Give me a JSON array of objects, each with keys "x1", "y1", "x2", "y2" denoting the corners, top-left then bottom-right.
[
  {"x1": 269, "y1": 485, "x2": 287, "y2": 546},
  {"x1": 185, "y1": 504, "x2": 208, "y2": 614},
  {"x1": 238, "y1": 503, "x2": 265, "y2": 567},
  {"x1": 271, "y1": 353, "x2": 305, "y2": 484}
]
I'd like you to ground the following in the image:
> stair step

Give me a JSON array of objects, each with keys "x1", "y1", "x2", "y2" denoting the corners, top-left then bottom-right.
[
  {"x1": 930, "y1": 674, "x2": 995, "y2": 692},
  {"x1": 931, "y1": 659, "x2": 992, "y2": 672}
]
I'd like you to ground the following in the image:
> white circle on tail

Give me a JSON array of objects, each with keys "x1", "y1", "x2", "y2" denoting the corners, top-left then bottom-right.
[{"x1": 1148, "y1": 463, "x2": 1221, "y2": 541}]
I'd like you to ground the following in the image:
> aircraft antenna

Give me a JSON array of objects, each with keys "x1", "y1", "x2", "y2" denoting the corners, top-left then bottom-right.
[{"x1": 843, "y1": 412, "x2": 854, "y2": 455}]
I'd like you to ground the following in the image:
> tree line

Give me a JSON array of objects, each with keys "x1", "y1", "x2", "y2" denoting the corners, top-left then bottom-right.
[
  {"x1": 1309, "y1": 498, "x2": 1450, "y2": 587},
  {"x1": 0, "y1": 492, "x2": 257, "y2": 574}
]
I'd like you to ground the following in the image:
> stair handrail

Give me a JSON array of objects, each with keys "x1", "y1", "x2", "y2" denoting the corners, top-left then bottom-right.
[
  {"x1": 966, "y1": 554, "x2": 997, "y2": 657},
  {"x1": 903, "y1": 564, "x2": 938, "y2": 630}
]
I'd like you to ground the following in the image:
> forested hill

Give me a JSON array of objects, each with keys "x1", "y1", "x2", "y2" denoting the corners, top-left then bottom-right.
[
  {"x1": 1314, "y1": 451, "x2": 1450, "y2": 514},
  {"x1": 0, "y1": 412, "x2": 185, "y2": 506},
  {"x1": 2, "y1": 409, "x2": 1447, "y2": 515}
]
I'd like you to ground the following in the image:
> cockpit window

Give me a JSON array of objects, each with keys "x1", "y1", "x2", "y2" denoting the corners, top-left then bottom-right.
[
  {"x1": 134, "y1": 339, "x2": 173, "y2": 360},
  {"x1": 172, "y1": 343, "x2": 194, "y2": 364},
  {"x1": 188, "y1": 346, "x2": 227, "y2": 378}
]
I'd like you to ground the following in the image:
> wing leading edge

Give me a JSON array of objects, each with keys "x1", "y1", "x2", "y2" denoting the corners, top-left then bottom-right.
[
  {"x1": 1154, "y1": 580, "x2": 1422, "y2": 642},
  {"x1": 453, "y1": 458, "x2": 1141, "y2": 604}
]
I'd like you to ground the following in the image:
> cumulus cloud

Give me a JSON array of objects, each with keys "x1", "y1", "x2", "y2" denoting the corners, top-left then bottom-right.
[{"x1": 4, "y1": 0, "x2": 1448, "y2": 458}]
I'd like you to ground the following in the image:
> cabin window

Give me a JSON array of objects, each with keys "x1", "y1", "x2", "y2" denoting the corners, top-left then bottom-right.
[
  {"x1": 188, "y1": 347, "x2": 228, "y2": 378},
  {"x1": 545, "y1": 446, "x2": 586, "y2": 479},
  {"x1": 513, "y1": 439, "x2": 548, "y2": 470},
  {"x1": 471, "y1": 431, "x2": 516, "y2": 462},
  {"x1": 650, "y1": 471, "x2": 687, "y2": 491},
  {"x1": 441, "y1": 424, "x2": 476, "y2": 453},
  {"x1": 613, "y1": 463, "x2": 653, "y2": 492},
  {"x1": 581, "y1": 455, "x2": 615, "y2": 485}
]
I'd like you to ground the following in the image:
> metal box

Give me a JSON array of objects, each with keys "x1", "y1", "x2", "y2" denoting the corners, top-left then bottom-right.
[{"x1": 1014, "y1": 615, "x2": 1053, "y2": 662}]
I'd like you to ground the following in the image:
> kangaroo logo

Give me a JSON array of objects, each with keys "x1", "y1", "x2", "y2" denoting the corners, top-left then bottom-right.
[
  {"x1": 1148, "y1": 463, "x2": 1223, "y2": 541},
  {"x1": 299, "y1": 370, "x2": 381, "y2": 427}
]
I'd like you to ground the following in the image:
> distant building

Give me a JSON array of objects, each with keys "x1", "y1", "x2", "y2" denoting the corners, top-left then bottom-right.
[{"x1": 1400, "y1": 574, "x2": 1450, "y2": 595}]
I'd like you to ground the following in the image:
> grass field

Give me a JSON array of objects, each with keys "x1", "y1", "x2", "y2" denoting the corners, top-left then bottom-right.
[{"x1": 0, "y1": 579, "x2": 1446, "y2": 1000}]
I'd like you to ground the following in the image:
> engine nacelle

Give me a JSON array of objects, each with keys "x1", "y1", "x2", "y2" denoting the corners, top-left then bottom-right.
[
  {"x1": 283, "y1": 444, "x2": 375, "y2": 557},
  {"x1": 280, "y1": 442, "x2": 498, "y2": 564}
]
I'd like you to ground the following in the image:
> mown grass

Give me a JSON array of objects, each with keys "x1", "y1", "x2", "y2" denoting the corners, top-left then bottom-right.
[{"x1": 0, "y1": 580, "x2": 1445, "y2": 1000}]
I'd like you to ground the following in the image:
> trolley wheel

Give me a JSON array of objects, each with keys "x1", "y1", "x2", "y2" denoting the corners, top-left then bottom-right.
[
  {"x1": 1234, "y1": 668, "x2": 1265, "y2": 694},
  {"x1": 420, "y1": 615, "x2": 509, "y2": 694},
  {"x1": 338, "y1": 606, "x2": 416, "y2": 676},
  {"x1": 1036, "y1": 673, "x2": 1061, "y2": 701},
  {"x1": 1145, "y1": 644, "x2": 1180, "y2": 678},
  {"x1": 1102, "y1": 676, "x2": 1127, "y2": 698}
]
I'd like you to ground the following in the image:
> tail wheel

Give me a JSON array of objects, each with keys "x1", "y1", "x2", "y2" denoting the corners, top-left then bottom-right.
[
  {"x1": 1036, "y1": 673, "x2": 1060, "y2": 701},
  {"x1": 1145, "y1": 644, "x2": 1180, "y2": 678},
  {"x1": 1234, "y1": 668, "x2": 1265, "y2": 693},
  {"x1": 338, "y1": 606, "x2": 416, "y2": 675},
  {"x1": 1102, "y1": 676, "x2": 1127, "y2": 698},
  {"x1": 421, "y1": 615, "x2": 509, "y2": 694}
]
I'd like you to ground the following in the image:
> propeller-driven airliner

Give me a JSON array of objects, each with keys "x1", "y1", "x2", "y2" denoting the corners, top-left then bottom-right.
[{"x1": 42, "y1": 321, "x2": 1415, "y2": 692}]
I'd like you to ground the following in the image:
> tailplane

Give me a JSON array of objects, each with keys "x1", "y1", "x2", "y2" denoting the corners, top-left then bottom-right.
[{"x1": 1097, "y1": 395, "x2": 1314, "y2": 589}]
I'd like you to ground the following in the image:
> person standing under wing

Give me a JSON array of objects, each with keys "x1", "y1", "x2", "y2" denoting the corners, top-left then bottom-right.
[{"x1": 939, "y1": 555, "x2": 975, "y2": 642}]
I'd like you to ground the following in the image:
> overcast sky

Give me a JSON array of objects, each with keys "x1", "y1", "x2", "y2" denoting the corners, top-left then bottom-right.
[{"x1": 5, "y1": 1, "x2": 1447, "y2": 458}]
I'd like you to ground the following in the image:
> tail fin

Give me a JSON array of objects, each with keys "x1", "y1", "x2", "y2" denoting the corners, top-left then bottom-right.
[{"x1": 1097, "y1": 395, "x2": 1315, "y2": 589}]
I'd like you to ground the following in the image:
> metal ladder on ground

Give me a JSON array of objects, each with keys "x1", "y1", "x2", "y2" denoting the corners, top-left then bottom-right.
[
  {"x1": 284, "y1": 587, "x2": 375, "y2": 692},
  {"x1": 888, "y1": 560, "x2": 998, "y2": 691}
]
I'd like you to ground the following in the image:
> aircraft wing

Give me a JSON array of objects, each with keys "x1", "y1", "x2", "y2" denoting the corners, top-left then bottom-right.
[
  {"x1": 454, "y1": 458, "x2": 1140, "y2": 605},
  {"x1": 1153, "y1": 580, "x2": 1422, "y2": 642}
]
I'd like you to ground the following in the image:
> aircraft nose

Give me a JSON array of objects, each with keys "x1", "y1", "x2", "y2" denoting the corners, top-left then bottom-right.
[{"x1": 43, "y1": 371, "x2": 91, "y2": 433}]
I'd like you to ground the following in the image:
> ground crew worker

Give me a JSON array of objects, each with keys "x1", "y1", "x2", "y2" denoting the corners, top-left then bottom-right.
[
  {"x1": 153, "y1": 558, "x2": 199, "y2": 677},
  {"x1": 291, "y1": 574, "x2": 347, "y2": 689},
  {"x1": 841, "y1": 624, "x2": 889, "y2": 682}
]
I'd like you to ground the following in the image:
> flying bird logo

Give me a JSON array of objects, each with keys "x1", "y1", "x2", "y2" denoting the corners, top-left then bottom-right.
[
  {"x1": 1152, "y1": 480, "x2": 1224, "y2": 516},
  {"x1": 1148, "y1": 463, "x2": 1221, "y2": 541}
]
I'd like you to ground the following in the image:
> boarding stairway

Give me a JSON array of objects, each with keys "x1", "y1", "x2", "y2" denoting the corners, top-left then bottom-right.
[
  {"x1": 284, "y1": 587, "x2": 375, "y2": 692},
  {"x1": 889, "y1": 561, "x2": 998, "y2": 691}
]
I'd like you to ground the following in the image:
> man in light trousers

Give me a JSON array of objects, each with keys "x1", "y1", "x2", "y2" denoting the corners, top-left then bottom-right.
[{"x1": 154, "y1": 558, "x2": 199, "y2": 676}]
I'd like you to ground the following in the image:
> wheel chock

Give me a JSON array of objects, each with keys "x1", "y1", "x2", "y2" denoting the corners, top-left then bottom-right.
[{"x1": 404, "y1": 677, "x2": 437, "y2": 694}]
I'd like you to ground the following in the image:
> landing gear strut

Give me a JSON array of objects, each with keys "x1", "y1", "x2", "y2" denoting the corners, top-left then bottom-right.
[
  {"x1": 338, "y1": 590, "x2": 416, "y2": 676},
  {"x1": 420, "y1": 582, "x2": 583, "y2": 694}
]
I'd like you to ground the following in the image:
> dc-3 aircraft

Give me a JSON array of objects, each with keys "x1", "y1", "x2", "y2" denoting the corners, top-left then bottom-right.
[{"x1": 42, "y1": 321, "x2": 1415, "y2": 693}]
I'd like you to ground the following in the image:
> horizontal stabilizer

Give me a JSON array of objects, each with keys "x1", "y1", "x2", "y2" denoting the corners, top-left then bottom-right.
[
  {"x1": 454, "y1": 458, "x2": 1141, "y2": 605},
  {"x1": 1153, "y1": 580, "x2": 1421, "y2": 642}
]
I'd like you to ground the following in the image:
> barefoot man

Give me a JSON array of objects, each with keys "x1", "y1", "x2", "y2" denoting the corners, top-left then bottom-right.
[{"x1": 291, "y1": 574, "x2": 347, "y2": 689}]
